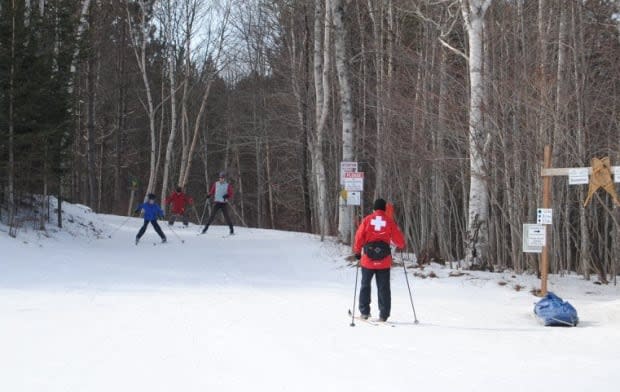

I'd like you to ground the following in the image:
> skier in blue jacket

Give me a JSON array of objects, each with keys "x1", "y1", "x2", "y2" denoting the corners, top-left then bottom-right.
[{"x1": 134, "y1": 193, "x2": 167, "y2": 244}]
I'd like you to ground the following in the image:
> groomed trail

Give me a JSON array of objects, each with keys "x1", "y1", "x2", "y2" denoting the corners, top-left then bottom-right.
[{"x1": 1, "y1": 204, "x2": 619, "y2": 392}]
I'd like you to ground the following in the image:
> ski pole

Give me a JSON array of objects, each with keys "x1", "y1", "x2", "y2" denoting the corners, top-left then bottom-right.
[
  {"x1": 192, "y1": 205, "x2": 201, "y2": 224},
  {"x1": 198, "y1": 201, "x2": 211, "y2": 235},
  {"x1": 200, "y1": 199, "x2": 209, "y2": 224},
  {"x1": 167, "y1": 224, "x2": 185, "y2": 244},
  {"x1": 350, "y1": 260, "x2": 360, "y2": 327},
  {"x1": 401, "y1": 250, "x2": 419, "y2": 324},
  {"x1": 107, "y1": 216, "x2": 133, "y2": 239}
]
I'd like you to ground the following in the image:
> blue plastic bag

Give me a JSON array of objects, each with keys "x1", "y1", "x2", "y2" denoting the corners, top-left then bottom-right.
[{"x1": 534, "y1": 292, "x2": 579, "y2": 327}]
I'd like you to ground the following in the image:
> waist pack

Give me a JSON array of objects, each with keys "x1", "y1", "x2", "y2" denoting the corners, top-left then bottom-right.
[{"x1": 364, "y1": 241, "x2": 391, "y2": 260}]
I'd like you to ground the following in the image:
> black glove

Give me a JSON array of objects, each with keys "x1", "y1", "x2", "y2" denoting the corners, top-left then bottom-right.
[
  {"x1": 354, "y1": 253, "x2": 361, "y2": 260},
  {"x1": 133, "y1": 209, "x2": 140, "y2": 216},
  {"x1": 206, "y1": 194, "x2": 211, "y2": 199},
  {"x1": 223, "y1": 194, "x2": 229, "y2": 200}
]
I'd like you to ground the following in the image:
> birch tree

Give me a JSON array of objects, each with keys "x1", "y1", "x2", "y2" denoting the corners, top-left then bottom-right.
[
  {"x1": 460, "y1": 0, "x2": 492, "y2": 265},
  {"x1": 126, "y1": 0, "x2": 158, "y2": 198},
  {"x1": 311, "y1": 0, "x2": 331, "y2": 239},
  {"x1": 332, "y1": 0, "x2": 355, "y2": 243},
  {"x1": 178, "y1": 0, "x2": 231, "y2": 188},
  {"x1": 158, "y1": 0, "x2": 182, "y2": 203}
]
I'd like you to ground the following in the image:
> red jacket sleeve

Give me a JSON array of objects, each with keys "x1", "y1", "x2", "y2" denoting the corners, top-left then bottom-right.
[
  {"x1": 208, "y1": 183, "x2": 215, "y2": 197},
  {"x1": 227, "y1": 184, "x2": 234, "y2": 199},
  {"x1": 353, "y1": 217, "x2": 367, "y2": 254},
  {"x1": 164, "y1": 194, "x2": 172, "y2": 205}
]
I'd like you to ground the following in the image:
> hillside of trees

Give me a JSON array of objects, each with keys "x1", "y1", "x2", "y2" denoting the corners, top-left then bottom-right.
[{"x1": 1, "y1": 0, "x2": 619, "y2": 281}]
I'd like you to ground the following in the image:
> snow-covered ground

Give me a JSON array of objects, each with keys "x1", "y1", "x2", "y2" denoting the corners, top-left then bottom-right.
[{"x1": 1, "y1": 202, "x2": 619, "y2": 392}]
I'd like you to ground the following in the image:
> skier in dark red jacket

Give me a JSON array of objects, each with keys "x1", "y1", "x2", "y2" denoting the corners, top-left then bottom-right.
[
  {"x1": 164, "y1": 186, "x2": 193, "y2": 226},
  {"x1": 353, "y1": 198, "x2": 406, "y2": 322}
]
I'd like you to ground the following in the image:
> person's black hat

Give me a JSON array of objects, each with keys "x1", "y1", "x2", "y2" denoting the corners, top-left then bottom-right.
[
  {"x1": 176, "y1": 186, "x2": 182, "y2": 193},
  {"x1": 373, "y1": 198, "x2": 387, "y2": 211},
  {"x1": 147, "y1": 193, "x2": 156, "y2": 200}
]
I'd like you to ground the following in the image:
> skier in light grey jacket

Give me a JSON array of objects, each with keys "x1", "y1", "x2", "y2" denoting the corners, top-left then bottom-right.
[{"x1": 201, "y1": 171, "x2": 234, "y2": 235}]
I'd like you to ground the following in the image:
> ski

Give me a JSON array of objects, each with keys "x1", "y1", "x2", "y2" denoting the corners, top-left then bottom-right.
[{"x1": 348, "y1": 310, "x2": 395, "y2": 327}]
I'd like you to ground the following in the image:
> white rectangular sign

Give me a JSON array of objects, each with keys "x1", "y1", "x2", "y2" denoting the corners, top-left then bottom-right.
[
  {"x1": 615, "y1": 167, "x2": 620, "y2": 183},
  {"x1": 346, "y1": 191, "x2": 361, "y2": 206},
  {"x1": 536, "y1": 208, "x2": 553, "y2": 225},
  {"x1": 343, "y1": 171, "x2": 364, "y2": 192},
  {"x1": 568, "y1": 168, "x2": 589, "y2": 185},
  {"x1": 523, "y1": 224, "x2": 545, "y2": 253},
  {"x1": 527, "y1": 224, "x2": 546, "y2": 247},
  {"x1": 340, "y1": 161, "x2": 358, "y2": 186}
]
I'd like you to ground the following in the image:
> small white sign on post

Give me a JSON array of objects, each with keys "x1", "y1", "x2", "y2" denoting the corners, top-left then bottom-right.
[
  {"x1": 343, "y1": 172, "x2": 364, "y2": 192},
  {"x1": 347, "y1": 191, "x2": 361, "y2": 206},
  {"x1": 536, "y1": 208, "x2": 553, "y2": 225},
  {"x1": 340, "y1": 161, "x2": 358, "y2": 186},
  {"x1": 614, "y1": 167, "x2": 620, "y2": 183},
  {"x1": 568, "y1": 168, "x2": 589, "y2": 185},
  {"x1": 527, "y1": 224, "x2": 546, "y2": 247},
  {"x1": 523, "y1": 224, "x2": 545, "y2": 253}
]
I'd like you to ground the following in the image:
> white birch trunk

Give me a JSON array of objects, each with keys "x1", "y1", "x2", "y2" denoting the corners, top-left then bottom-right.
[
  {"x1": 127, "y1": 1, "x2": 157, "y2": 198},
  {"x1": 367, "y1": 0, "x2": 385, "y2": 197},
  {"x1": 178, "y1": 2, "x2": 229, "y2": 188},
  {"x1": 311, "y1": 0, "x2": 331, "y2": 239},
  {"x1": 461, "y1": 0, "x2": 492, "y2": 265},
  {"x1": 179, "y1": 80, "x2": 215, "y2": 187},
  {"x1": 333, "y1": 0, "x2": 355, "y2": 243},
  {"x1": 69, "y1": 0, "x2": 92, "y2": 79},
  {"x1": 160, "y1": 55, "x2": 177, "y2": 203},
  {"x1": 178, "y1": 1, "x2": 193, "y2": 190}
]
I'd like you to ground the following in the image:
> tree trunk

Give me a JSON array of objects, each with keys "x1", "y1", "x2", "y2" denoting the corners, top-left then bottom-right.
[
  {"x1": 127, "y1": 1, "x2": 157, "y2": 198},
  {"x1": 311, "y1": 0, "x2": 331, "y2": 239},
  {"x1": 86, "y1": 27, "x2": 97, "y2": 211},
  {"x1": 461, "y1": 0, "x2": 493, "y2": 266},
  {"x1": 179, "y1": 79, "x2": 214, "y2": 187},
  {"x1": 161, "y1": 54, "x2": 178, "y2": 204},
  {"x1": 333, "y1": 0, "x2": 355, "y2": 243},
  {"x1": 367, "y1": 0, "x2": 385, "y2": 197},
  {"x1": 8, "y1": 0, "x2": 17, "y2": 232},
  {"x1": 114, "y1": 16, "x2": 127, "y2": 209},
  {"x1": 266, "y1": 140, "x2": 275, "y2": 229}
]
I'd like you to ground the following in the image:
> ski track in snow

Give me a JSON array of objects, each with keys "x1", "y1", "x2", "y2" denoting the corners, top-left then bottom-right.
[{"x1": 1, "y1": 203, "x2": 619, "y2": 392}]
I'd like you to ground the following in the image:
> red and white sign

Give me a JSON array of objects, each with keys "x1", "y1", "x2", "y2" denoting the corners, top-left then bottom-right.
[
  {"x1": 343, "y1": 172, "x2": 364, "y2": 192},
  {"x1": 340, "y1": 161, "x2": 358, "y2": 185}
]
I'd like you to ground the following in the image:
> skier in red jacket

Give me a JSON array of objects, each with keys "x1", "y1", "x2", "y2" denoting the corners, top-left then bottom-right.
[
  {"x1": 164, "y1": 186, "x2": 193, "y2": 226},
  {"x1": 353, "y1": 198, "x2": 406, "y2": 322}
]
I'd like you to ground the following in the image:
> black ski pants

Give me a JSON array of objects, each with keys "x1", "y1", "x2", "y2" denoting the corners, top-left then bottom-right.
[
  {"x1": 137, "y1": 220, "x2": 166, "y2": 240},
  {"x1": 203, "y1": 202, "x2": 234, "y2": 233},
  {"x1": 168, "y1": 212, "x2": 189, "y2": 226},
  {"x1": 359, "y1": 267, "x2": 391, "y2": 320}
]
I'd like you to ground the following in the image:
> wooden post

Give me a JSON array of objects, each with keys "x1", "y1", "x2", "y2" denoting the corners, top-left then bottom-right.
[
  {"x1": 538, "y1": 151, "x2": 619, "y2": 293},
  {"x1": 540, "y1": 145, "x2": 552, "y2": 295}
]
